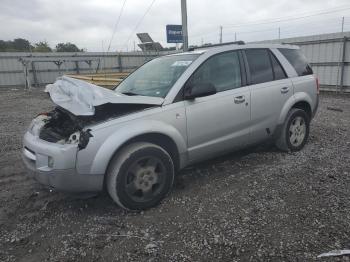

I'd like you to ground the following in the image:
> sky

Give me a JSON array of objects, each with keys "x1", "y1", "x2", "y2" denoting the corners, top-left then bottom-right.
[{"x1": 1, "y1": 0, "x2": 350, "y2": 51}]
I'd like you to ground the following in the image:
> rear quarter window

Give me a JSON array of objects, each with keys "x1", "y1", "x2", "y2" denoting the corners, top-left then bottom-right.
[
  {"x1": 270, "y1": 52, "x2": 287, "y2": 80},
  {"x1": 279, "y1": 48, "x2": 313, "y2": 76}
]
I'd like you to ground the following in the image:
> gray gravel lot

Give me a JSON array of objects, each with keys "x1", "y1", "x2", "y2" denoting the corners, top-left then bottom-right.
[{"x1": 0, "y1": 88, "x2": 349, "y2": 262}]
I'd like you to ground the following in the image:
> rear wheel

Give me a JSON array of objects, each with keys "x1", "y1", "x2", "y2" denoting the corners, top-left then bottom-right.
[
  {"x1": 106, "y1": 142, "x2": 174, "y2": 210},
  {"x1": 275, "y1": 108, "x2": 310, "y2": 152}
]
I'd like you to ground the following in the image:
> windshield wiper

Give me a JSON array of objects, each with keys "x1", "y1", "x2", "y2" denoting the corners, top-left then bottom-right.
[{"x1": 121, "y1": 92, "x2": 139, "y2": 96}]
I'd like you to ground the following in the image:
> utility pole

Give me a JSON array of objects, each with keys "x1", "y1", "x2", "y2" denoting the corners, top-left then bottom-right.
[
  {"x1": 341, "y1": 17, "x2": 345, "y2": 33},
  {"x1": 278, "y1": 27, "x2": 281, "y2": 40},
  {"x1": 181, "y1": 0, "x2": 189, "y2": 51},
  {"x1": 234, "y1": 32, "x2": 237, "y2": 42},
  {"x1": 220, "y1": 26, "x2": 223, "y2": 43}
]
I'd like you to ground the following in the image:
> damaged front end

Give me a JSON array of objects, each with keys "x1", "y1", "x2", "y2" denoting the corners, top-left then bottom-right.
[
  {"x1": 38, "y1": 108, "x2": 92, "y2": 150},
  {"x1": 37, "y1": 103, "x2": 155, "y2": 150},
  {"x1": 23, "y1": 76, "x2": 163, "y2": 192},
  {"x1": 33, "y1": 76, "x2": 164, "y2": 149}
]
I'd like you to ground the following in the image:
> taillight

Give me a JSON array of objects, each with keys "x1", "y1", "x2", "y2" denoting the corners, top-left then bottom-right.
[{"x1": 315, "y1": 76, "x2": 320, "y2": 94}]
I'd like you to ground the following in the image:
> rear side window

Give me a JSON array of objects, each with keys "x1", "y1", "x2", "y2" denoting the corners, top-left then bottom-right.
[
  {"x1": 279, "y1": 48, "x2": 313, "y2": 76},
  {"x1": 245, "y1": 49, "x2": 274, "y2": 85}
]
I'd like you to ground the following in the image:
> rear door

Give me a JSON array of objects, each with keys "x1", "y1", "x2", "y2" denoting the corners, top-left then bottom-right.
[
  {"x1": 278, "y1": 48, "x2": 318, "y2": 112},
  {"x1": 244, "y1": 48, "x2": 293, "y2": 144},
  {"x1": 185, "y1": 51, "x2": 251, "y2": 162}
]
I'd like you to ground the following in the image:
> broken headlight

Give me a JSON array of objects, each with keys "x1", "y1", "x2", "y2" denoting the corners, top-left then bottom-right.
[
  {"x1": 66, "y1": 130, "x2": 92, "y2": 150},
  {"x1": 29, "y1": 114, "x2": 50, "y2": 136},
  {"x1": 66, "y1": 131, "x2": 80, "y2": 144}
]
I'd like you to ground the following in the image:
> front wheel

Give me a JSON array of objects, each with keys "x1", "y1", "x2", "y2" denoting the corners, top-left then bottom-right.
[
  {"x1": 106, "y1": 142, "x2": 175, "y2": 211},
  {"x1": 275, "y1": 108, "x2": 310, "y2": 152}
]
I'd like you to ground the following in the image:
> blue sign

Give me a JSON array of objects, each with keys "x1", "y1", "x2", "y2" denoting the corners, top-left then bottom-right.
[{"x1": 166, "y1": 25, "x2": 183, "y2": 43}]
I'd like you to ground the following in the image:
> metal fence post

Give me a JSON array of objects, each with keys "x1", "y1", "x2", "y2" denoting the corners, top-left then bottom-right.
[
  {"x1": 31, "y1": 61, "x2": 39, "y2": 87},
  {"x1": 118, "y1": 54, "x2": 123, "y2": 72},
  {"x1": 75, "y1": 61, "x2": 80, "y2": 74},
  {"x1": 54, "y1": 61, "x2": 63, "y2": 76},
  {"x1": 339, "y1": 36, "x2": 347, "y2": 93},
  {"x1": 23, "y1": 62, "x2": 29, "y2": 89}
]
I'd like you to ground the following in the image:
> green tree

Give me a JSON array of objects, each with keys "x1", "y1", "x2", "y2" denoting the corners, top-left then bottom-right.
[
  {"x1": 0, "y1": 38, "x2": 32, "y2": 52},
  {"x1": 56, "y1": 42, "x2": 83, "y2": 52},
  {"x1": 0, "y1": 40, "x2": 7, "y2": 51},
  {"x1": 13, "y1": 38, "x2": 31, "y2": 51},
  {"x1": 33, "y1": 41, "x2": 52, "y2": 52}
]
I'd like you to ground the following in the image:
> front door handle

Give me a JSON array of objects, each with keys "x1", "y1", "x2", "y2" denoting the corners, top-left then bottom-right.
[
  {"x1": 281, "y1": 86, "x2": 290, "y2": 94},
  {"x1": 234, "y1": 95, "x2": 245, "y2": 104}
]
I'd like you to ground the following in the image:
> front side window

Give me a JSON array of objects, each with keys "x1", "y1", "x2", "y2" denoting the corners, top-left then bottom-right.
[
  {"x1": 115, "y1": 54, "x2": 199, "y2": 98},
  {"x1": 188, "y1": 51, "x2": 242, "y2": 92},
  {"x1": 245, "y1": 49, "x2": 274, "y2": 85},
  {"x1": 278, "y1": 48, "x2": 313, "y2": 76}
]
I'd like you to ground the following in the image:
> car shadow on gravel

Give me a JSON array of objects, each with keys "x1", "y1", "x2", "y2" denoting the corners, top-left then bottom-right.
[
  {"x1": 174, "y1": 141, "x2": 278, "y2": 189},
  {"x1": 37, "y1": 141, "x2": 278, "y2": 215}
]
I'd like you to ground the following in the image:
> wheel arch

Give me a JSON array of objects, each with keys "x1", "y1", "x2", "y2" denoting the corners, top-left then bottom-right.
[
  {"x1": 278, "y1": 93, "x2": 313, "y2": 125},
  {"x1": 291, "y1": 101, "x2": 312, "y2": 119},
  {"x1": 89, "y1": 120, "x2": 187, "y2": 178},
  {"x1": 109, "y1": 132, "x2": 181, "y2": 172},
  {"x1": 102, "y1": 132, "x2": 181, "y2": 191}
]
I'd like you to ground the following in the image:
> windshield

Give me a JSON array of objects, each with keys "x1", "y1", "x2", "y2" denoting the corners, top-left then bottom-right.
[{"x1": 115, "y1": 54, "x2": 200, "y2": 98}]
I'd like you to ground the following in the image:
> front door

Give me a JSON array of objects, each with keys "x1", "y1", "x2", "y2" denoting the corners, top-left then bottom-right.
[{"x1": 184, "y1": 51, "x2": 251, "y2": 162}]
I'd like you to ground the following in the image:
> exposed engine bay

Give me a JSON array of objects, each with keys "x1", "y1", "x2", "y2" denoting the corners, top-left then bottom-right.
[{"x1": 38, "y1": 103, "x2": 155, "y2": 149}]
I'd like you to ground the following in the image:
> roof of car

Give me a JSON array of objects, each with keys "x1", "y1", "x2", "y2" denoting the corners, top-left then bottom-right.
[{"x1": 168, "y1": 43, "x2": 299, "y2": 57}]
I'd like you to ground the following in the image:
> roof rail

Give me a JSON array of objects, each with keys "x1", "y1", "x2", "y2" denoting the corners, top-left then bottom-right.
[{"x1": 188, "y1": 41, "x2": 245, "y2": 51}]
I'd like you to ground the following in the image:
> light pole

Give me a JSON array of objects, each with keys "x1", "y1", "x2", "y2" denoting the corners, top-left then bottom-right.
[
  {"x1": 278, "y1": 27, "x2": 281, "y2": 40},
  {"x1": 181, "y1": 0, "x2": 188, "y2": 51},
  {"x1": 220, "y1": 26, "x2": 223, "y2": 43}
]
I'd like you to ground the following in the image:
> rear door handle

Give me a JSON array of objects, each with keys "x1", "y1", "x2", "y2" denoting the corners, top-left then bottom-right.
[
  {"x1": 281, "y1": 86, "x2": 290, "y2": 94},
  {"x1": 234, "y1": 95, "x2": 245, "y2": 104}
]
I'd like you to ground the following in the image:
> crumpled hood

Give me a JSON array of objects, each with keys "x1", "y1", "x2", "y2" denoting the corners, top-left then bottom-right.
[{"x1": 45, "y1": 76, "x2": 164, "y2": 116}]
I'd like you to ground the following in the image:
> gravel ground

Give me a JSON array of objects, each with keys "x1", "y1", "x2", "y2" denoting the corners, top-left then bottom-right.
[{"x1": 0, "y1": 88, "x2": 349, "y2": 262}]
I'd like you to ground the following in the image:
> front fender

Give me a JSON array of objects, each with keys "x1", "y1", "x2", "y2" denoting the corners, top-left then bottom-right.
[
  {"x1": 278, "y1": 92, "x2": 313, "y2": 125},
  {"x1": 86, "y1": 120, "x2": 187, "y2": 175}
]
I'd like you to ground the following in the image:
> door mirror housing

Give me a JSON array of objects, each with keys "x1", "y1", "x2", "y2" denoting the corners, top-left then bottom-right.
[{"x1": 184, "y1": 82, "x2": 217, "y2": 100}]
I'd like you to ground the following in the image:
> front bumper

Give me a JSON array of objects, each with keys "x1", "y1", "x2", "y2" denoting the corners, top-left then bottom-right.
[{"x1": 22, "y1": 131, "x2": 103, "y2": 192}]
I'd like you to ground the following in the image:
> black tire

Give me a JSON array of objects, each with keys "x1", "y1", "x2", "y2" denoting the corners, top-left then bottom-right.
[
  {"x1": 106, "y1": 142, "x2": 174, "y2": 211},
  {"x1": 275, "y1": 108, "x2": 310, "y2": 152}
]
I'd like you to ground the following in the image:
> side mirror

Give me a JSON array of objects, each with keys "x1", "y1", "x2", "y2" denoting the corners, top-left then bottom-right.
[{"x1": 184, "y1": 82, "x2": 217, "y2": 100}]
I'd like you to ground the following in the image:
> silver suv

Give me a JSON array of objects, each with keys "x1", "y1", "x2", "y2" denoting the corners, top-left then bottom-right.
[{"x1": 22, "y1": 43, "x2": 319, "y2": 210}]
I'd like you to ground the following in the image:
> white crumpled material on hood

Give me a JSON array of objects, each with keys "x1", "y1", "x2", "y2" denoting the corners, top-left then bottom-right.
[{"x1": 45, "y1": 76, "x2": 164, "y2": 116}]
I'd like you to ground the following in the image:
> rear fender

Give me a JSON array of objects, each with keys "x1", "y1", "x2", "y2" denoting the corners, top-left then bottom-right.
[{"x1": 278, "y1": 92, "x2": 312, "y2": 125}]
